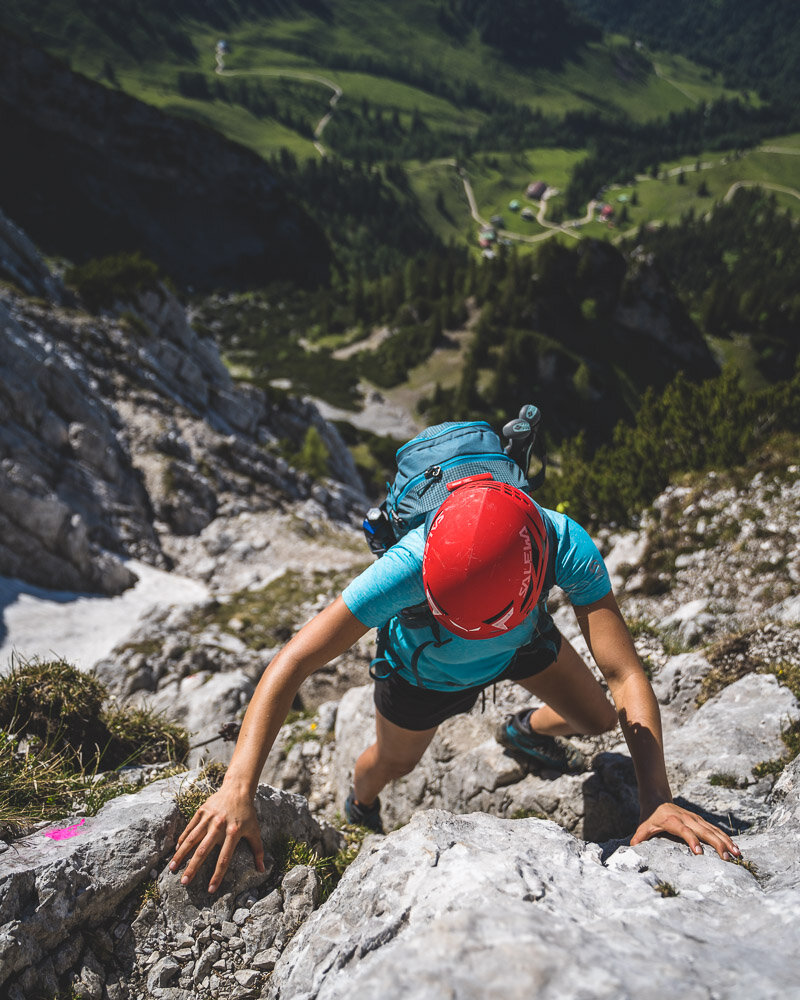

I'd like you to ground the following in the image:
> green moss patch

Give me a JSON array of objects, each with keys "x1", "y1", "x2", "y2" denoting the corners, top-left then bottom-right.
[{"x1": 189, "y1": 568, "x2": 365, "y2": 651}]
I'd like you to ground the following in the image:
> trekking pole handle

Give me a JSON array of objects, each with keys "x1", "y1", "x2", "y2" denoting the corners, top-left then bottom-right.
[
  {"x1": 518, "y1": 404, "x2": 541, "y2": 428},
  {"x1": 502, "y1": 404, "x2": 541, "y2": 478}
]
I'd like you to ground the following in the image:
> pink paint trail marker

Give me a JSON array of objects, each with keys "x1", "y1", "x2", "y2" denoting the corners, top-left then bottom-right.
[{"x1": 44, "y1": 818, "x2": 86, "y2": 841}]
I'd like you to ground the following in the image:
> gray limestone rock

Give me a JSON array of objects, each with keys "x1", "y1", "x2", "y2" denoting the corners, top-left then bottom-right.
[
  {"x1": 0, "y1": 774, "x2": 184, "y2": 990},
  {"x1": 650, "y1": 651, "x2": 716, "y2": 722},
  {"x1": 332, "y1": 685, "x2": 638, "y2": 841},
  {"x1": 665, "y1": 672, "x2": 800, "y2": 786},
  {"x1": 266, "y1": 808, "x2": 800, "y2": 1000}
]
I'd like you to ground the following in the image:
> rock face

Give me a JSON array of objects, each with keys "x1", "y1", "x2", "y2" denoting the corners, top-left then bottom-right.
[
  {"x1": 0, "y1": 33, "x2": 330, "y2": 291},
  {"x1": 0, "y1": 206, "x2": 64, "y2": 302},
  {"x1": 0, "y1": 298, "x2": 147, "y2": 594},
  {"x1": 0, "y1": 269, "x2": 367, "y2": 595},
  {"x1": 609, "y1": 466, "x2": 800, "y2": 644},
  {"x1": 2, "y1": 454, "x2": 799, "y2": 999},
  {"x1": 267, "y1": 768, "x2": 800, "y2": 1000},
  {"x1": 0, "y1": 775, "x2": 341, "y2": 1000}
]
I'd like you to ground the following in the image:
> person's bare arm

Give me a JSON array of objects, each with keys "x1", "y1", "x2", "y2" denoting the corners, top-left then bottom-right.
[
  {"x1": 170, "y1": 596, "x2": 369, "y2": 892},
  {"x1": 574, "y1": 592, "x2": 740, "y2": 859}
]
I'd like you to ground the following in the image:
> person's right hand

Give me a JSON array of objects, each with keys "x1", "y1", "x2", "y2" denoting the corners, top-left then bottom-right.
[{"x1": 169, "y1": 786, "x2": 266, "y2": 893}]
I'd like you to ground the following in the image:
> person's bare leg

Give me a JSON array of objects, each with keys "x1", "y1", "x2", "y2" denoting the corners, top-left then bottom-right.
[
  {"x1": 352, "y1": 710, "x2": 438, "y2": 805},
  {"x1": 516, "y1": 635, "x2": 618, "y2": 737}
]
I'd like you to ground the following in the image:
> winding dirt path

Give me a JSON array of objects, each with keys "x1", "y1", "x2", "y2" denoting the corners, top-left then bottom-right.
[
  {"x1": 215, "y1": 51, "x2": 342, "y2": 156},
  {"x1": 214, "y1": 49, "x2": 800, "y2": 245},
  {"x1": 457, "y1": 167, "x2": 590, "y2": 245},
  {"x1": 724, "y1": 179, "x2": 800, "y2": 202}
]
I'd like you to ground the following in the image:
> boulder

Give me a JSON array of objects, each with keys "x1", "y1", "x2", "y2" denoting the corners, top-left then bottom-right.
[
  {"x1": 266, "y1": 808, "x2": 800, "y2": 1000},
  {"x1": 0, "y1": 774, "x2": 185, "y2": 988},
  {"x1": 0, "y1": 779, "x2": 341, "y2": 1000}
]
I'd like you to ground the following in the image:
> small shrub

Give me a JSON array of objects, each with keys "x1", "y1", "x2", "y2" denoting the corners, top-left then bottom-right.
[
  {"x1": 293, "y1": 426, "x2": 330, "y2": 480},
  {"x1": 65, "y1": 251, "x2": 161, "y2": 312}
]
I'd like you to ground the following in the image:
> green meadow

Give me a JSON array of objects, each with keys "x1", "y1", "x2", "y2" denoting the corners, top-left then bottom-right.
[{"x1": 11, "y1": 0, "x2": 796, "y2": 255}]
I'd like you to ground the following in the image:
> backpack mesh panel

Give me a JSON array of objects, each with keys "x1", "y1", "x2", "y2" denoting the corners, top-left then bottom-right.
[{"x1": 394, "y1": 456, "x2": 528, "y2": 529}]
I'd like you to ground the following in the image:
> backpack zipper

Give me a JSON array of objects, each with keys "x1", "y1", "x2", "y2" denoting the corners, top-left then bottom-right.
[
  {"x1": 398, "y1": 452, "x2": 521, "y2": 508},
  {"x1": 416, "y1": 465, "x2": 443, "y2": 497}
]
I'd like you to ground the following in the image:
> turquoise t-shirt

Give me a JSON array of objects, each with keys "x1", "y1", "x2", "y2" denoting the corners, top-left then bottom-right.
[{"x1": 342, "y1": 505, "x2": 610, "y2": 691}]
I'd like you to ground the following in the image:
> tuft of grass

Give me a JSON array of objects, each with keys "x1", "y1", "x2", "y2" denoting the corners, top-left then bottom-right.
[
  {"x1": 281, "y1": 726, "x2": 322, "y2": 757},
  {"x1": 708, "y1": 773, "x2": 741, "y2": 788},
  {"x1": 136, "y1": 878, "x2": 162, "y2": 916},
  {"x1": 698, "y1": 634, "x2": 800, "y2": 709},
  {"x1": 510, "y1": 808, "x2": 548, "y2": 820},
  {"x1": 275, "y1": 831, "x2": 367, "y2": 902},
  {"x1": 0, "y1": 657, "x2": 190, "y2": 840},
  {"x1": 625, "y1": 619, "x2": 659, "y2": 640},
  {"x1": 727, "y1": 855, "x2": 760, "y2": 879},
  {"x1": 175, "y1": 762, "x2": 228, "y2": 821},
  {"x1": 654, "y1": 881, "x2": 679, "y2": 897},
  {"x1": 0, "y1": 656, "x2": 106, "y2": 757},
  {"x1": 103, "y1": 704, "x2": 190, "y2": 766}
]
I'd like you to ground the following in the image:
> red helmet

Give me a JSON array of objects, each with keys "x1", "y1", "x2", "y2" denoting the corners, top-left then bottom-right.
[{"x1": 422, "y1": 476, "x2": 550, "y2": 639}]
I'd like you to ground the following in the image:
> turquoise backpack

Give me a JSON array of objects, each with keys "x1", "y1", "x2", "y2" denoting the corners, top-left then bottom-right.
[
  {"x1": 362, "y1": 408, "x2": 555, "y2": 686},
  {"x1": 362, "y1": 408, "x2": 547, "y2": 556}
]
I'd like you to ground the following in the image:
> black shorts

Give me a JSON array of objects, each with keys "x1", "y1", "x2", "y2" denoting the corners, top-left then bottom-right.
[{"x1": 372, "y1": 623, "x2": 563, "y2": 731}]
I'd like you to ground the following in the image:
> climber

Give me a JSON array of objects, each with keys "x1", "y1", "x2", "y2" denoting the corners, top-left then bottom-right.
[{"x1": 170, "y1": 479, "x2": 741, "y2": 893}]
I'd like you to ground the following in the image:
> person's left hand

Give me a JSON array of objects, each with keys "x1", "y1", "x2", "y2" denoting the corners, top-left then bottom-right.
[{"x1": 630, "y1": 801, "x2": 741, "y2": 859}]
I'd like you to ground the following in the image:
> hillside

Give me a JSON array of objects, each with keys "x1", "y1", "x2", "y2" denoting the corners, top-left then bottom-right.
[
  {"x1": 0, "y1": 208, "x2": 365, "y2": 600},
  {"x1": 569, "y1": 0, "x2": 800, "y2": 102},
  {"x1": 2, "y1": 1, "x2": 798, "y2": 463},
  {"x1": 3, "y1": 0, "x2": 789, "y2": 269},
  {"x1": 2, "y1": 349, "x2": 799, "y2": 997},
  {"x1": 0, "y1": 32, "x2": 331, "y2": 291}
]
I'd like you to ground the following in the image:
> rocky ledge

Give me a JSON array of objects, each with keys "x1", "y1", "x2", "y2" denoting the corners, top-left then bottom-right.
[
  {"x1": 0, "y1": 232, "x2": 366, "y2": 596},
  {"x1": 2, "y1": 752, "x2": 798, "y2": 1000}
]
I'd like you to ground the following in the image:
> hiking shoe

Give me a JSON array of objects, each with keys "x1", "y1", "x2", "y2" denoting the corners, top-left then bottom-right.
[
  {"x1": 495, "y1": 710, "x2": 586, "y2": 774},
  {"x1": 344, "y1": 791, "x2": 384, "y2": 833}
]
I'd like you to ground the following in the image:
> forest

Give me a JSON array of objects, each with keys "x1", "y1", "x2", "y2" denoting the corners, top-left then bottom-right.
[
  {"x1": 4, "y1": 0, "x2": 799, "y2": 523},
  {"x1": 569, "y1": 0, "x2": 800, "y2": 101}
]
